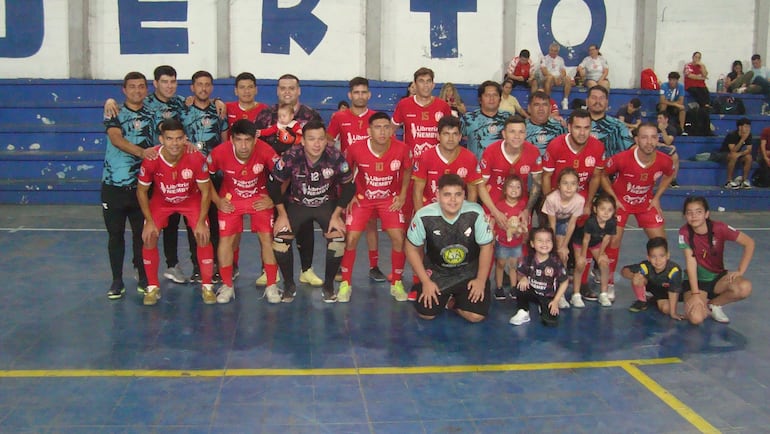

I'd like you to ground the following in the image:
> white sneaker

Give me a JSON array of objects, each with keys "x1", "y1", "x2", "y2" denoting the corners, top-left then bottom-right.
[
  {"x1": 509, "y1": 309, "x2": 531, "y2": 326},
  {"x1": 607, "y1": 283, "x2": 615, "y2": 302},
  {"x1": 561, "y1": 98, "x2": 569, "y2": 110},
  {"x1": 558, "y1": 296, "x2": 570, "y2": 309},
  {"x1": 264, "y1": 284, "x2": 282, "y2": 304},
  {"x1": 216, "y1": 285, "x2": 235, "y2": 304},
  {"x1": 599, "y1": 292, "x2": 612, "y2": 307},
  {"x1": 710, "y1": 304, "x2": 730, "y2": 323},
  {"x1": 571, "y1": 293, "x2": 585, "y2": 308},
  {"x1": 163, "y1": 264, "x2": 186, "y2": 283}
]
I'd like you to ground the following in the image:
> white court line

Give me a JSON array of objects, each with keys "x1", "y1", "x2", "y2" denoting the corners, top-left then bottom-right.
[{"x1": 2, "y1": 227, "x2": 770, "y2": 232}]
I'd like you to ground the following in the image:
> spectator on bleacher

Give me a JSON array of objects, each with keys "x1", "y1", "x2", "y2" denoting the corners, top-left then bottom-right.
[
  {"x1": 658, "y1": 72, "x2": 686, "y2": 134},
  {"x1": 576, "y1": 44, "x2": 610, "y2": 91},
  {"x1": 225, "y1": 72, "x2": 268, "y2": 128},
  {"x1": 461, "y1": 81, "x2": 511, "y2": 159},
  {"x1": 725, "y1": 60, "x2": 752, "y2": 93},
  {"x1": 439, "y1": 82, "x2": 467, "y2": 117},
  {"x1": 755, "y1": 127, "x2": 770, "y2": 187},
  {"x1": 717, "y1": 117, "x2": 753, "y2": 190},
  {"x1": 402, "y1": 82, "x2": 416, "y2": 100},
  {"x1": 656, "y1": 112, "x2": 680, "y2": 188},
  {"x1": 616, "y1": 98, "x2": 642, "y2": 131},
  {"x1": 683, "y1": 51, "x2": 712, "y2": 109},
  {"x1": 586, "y1": 85, "x2": 633, "y2": 157},
  {"x1": 744, "y1": 54, "x2": 770, "y2": 96},
  {"x1": 534, "y1": 42, "x2": 573, "y2": 110},
  {"x1": 504, "y1": 49, "x2": 534, "y2": 89},
  {"x1": 500, "y1": 80, "x2": 528, "y2": 119}
]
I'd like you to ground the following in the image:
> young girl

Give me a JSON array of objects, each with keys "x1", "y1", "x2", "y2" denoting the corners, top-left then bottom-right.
[
  {"x1": 510, "y1": 227, "x2": 569, "y2": 327},
  {"x1": 493, "y1": 176, "x2": 528, "y2": 300},
  {"x1": 541, "y1": 168, "x2": 584, "y2": 266},
  {"x1": 679, "y1": 197, "x2": 754, "y2": 325},
  {"x1": 257, "y1": 103, "x2": 302, "y2": 145},
  {"x1": 571, "y1": 194, "x2": 617, "y2": 308}
]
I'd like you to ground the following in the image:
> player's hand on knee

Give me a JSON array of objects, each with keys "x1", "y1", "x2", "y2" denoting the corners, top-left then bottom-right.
[
  {"x1": 273, "y1": 216, "x2": 291, "y2": 237},
  {"x1": 419, "y1": 281, "x2": 440, "y2": 309},
  {"x1": 252, "y1": 195, "x2": 274, "y2": 211}
]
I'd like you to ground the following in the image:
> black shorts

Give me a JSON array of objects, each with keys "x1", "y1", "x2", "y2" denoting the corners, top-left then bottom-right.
[
  {"x1": 682, "y1": 271, "x2": 727, "y2": 300},
  {"x1": 413, "y1": 278, "x2": 491, "y2": 318},
  {"x1": 648, "y1": 284, "x2": 683, "y2": 302}
]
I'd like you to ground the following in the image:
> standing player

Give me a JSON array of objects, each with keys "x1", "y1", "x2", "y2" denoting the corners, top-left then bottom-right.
[
  {"x1": 338, "y1": 112, "x2": 412, "y2": 302},
  {"x1": 461, "y1": 81, "x2": 511, "y2": 159},
  {"x1": 207, "y1": 120, "x2": 280, "y2": 304},
  {"x1": 267, "y1": 121, "x2": 355, "y2": 303},
  {"x1": 412, "y1": 116, "x2": 483, "y2": 211},
  {"x1": 136, "y1": 119, "x2": 216, "y2": 305},
  {"x1": 180, "y1": 70, "x2": 229, "y2": 283},
  {"x1": 327, "y1": 77, "x2": 389, "y2": 282},
  {"x1": 406, "y1": 174, "x2": 494, "y2": 323},
  {"x1": 541, "y1": 109, "x2": 606, "y2": 300},
  {"x1": 586, "y1": 85, "x2": 633, "y2": 158},
  {"x1": 101, "y1": 71, "x2": 156, "y2": 299},
  {"x1": 477, "y1": 115, "x2": 543, "y2": 226},
  {"x1": 601, "y1": 122, "x2": 675, "y2": 300},
  {"x1": 225, "y1": 72, "x2": 268, "y2": 127},
  {"x1": 255, "y1": 74, "x2": 324, "y2": 288},
  {"x1": 525, "y1": 91, "x2": 567, "y2": 155}
]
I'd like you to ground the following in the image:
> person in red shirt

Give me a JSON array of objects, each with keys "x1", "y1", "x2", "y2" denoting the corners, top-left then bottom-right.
[
  {"x1": 225, "y1": 72, "x2": 267, "y2": 128},
  {"x1": 207, "y1": 120, "x2": 280, "y2": 304},
  {"x1": 412, "y1": 116, "x2": 483, "y2": 211},
  {"x1": 477, "y1": 115, "x2": 543, "y2": 227},
  {"x1": 137, "y1": 119, "x2": 215, "y2": 306},
  {"x1": 327, "y1": 77, "x2": 388, "y2": 282},
  {"x1": 683, "y1": 51, "x2": 712, "y2": 109},
  {"x1": 338, "y1": 112, "x2": 412, "y2": 301},
  {"x1": 504, "y1": 49, "x2": 533, "y2": 88},
  {"x1": 601, "y1": 122, "x2": 675, "y2": 300},
  {"x1": 256, "y1": 103, "x2": 302, "y2": 146}
]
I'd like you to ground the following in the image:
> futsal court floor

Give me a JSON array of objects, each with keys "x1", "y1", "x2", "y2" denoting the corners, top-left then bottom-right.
[{"x1": 0, "y1": 204, "x2": 769, "y2": 433}]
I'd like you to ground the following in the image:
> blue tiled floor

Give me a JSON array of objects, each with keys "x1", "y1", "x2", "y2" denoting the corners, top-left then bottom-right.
[{"x1": 1, "y1": 205, "x2": 770, "y2": 433}]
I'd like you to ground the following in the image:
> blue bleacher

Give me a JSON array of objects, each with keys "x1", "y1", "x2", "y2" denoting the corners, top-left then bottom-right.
[{"x1": 1, "y1": 79, "x2": 769, "y2": 210}]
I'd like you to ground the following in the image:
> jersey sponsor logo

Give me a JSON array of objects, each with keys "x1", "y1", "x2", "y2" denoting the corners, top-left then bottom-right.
[
  {"x1": 181, "y1": 168, "x2": 193, "y2": 180},
  {"x1": 440, "y1": 244, "x2": 468, "y2": 266},
  {"x1": 626, "y1": 183, "x2": 650, "y2": 195},
  {"x1": 390, "y1": 160, "x2": 401, "y2": 171},
  {"x1": 433, "y1": 229, "x2": 441, "y2": 236}
]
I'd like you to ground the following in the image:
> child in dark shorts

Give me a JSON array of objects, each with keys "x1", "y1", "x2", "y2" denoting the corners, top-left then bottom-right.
[{"x1": 621, "y1": 237, "x2": 684, "y2": 318}]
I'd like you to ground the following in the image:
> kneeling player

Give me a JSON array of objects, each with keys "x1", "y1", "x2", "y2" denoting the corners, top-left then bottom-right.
[
  {"x1": 208, "y1": 119, "x2": 280, "y2": 303},
  {"x1": 621, "y1": 237, "x2": 684, "y2": 318},
  {"x1": 339, "y1": 112, "x2": 412, "y2": 302},
  {"x1": 406, "y1": 174, "x2": 494, "y2": 323},
  {"x1": 137, "y1": 119, "x2": 215, "y2": 305}
]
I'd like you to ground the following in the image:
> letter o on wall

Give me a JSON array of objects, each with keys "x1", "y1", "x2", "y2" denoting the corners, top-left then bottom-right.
[{"x1": 537, "y1": 0, "x2": 607, "y2": 67}]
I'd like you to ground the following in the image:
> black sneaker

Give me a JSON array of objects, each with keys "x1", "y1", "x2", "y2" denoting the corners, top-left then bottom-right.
[
  {"x1": 190, "y1": 270, "x2": 202, "y2": 284},
  {"x1": 494, "y1": 287, "x2": 507, "y2": 300},
  {"x1": 670, "y1": 179, "x2": 680, "y2": 189},
  {"x1": 282, "y1": 285, "x2": 297, "y2": 303},
  {"x1": 580, "y1": 284, "x2": 598, "y2": 301},
  {"x1": 212, "y1": 271, "x2": 222, "y2": 284},
  {"x1": 322, "y1": 288, "x2": 337, "y2": 303},
  {"x1": 628, "y1": 300, "x2": 648, "y2": 312},
  {"x1": 107, "y1": 280, "x2": 125, "y2": 300},
  {"x1": 368, "y1": 266, "x2": 387, "y2": 282}
]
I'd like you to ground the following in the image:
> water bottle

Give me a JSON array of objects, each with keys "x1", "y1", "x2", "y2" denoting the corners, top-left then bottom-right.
[{"x1": 716, "y1": 75, "x2": 725, "y2": 93}]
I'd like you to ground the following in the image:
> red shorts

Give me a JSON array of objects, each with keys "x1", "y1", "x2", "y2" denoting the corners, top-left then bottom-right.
[
  {"x1": 346, "y1": 199, "x2": 406, "y2": 232},
  {"x1": 615, "y1": 206, "x2": 664, "y2": 229},
  {"x1": 151, "y1": 201, "x2": 207, "y2": 231},
  {"x1": 218, "y1": 199, "x2": 274, "y2": 236}
]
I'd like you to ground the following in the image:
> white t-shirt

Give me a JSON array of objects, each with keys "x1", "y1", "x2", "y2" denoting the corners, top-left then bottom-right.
[
  {"x1": 541, "y1": 190, "x2": 585, "y2": 221},
  {"x1": 580, "y1": 55, "x2": 609, "y2": 81},
  {"x1": 539, "y1": 54, "x2": 565, "y2": 77}
]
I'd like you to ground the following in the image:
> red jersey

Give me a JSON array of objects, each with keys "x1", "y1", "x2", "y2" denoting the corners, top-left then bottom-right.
[
  {"x1": 225, "y1": 101, "x2": 268, "y2": 127},
  {"x1": 328, "y1": 109, "x2": 375, "y2": 153},
  {"x1": 207, "y1": 138, "x2": 278, "y2": 200},
  {"x1": 479, "y1": 139, "x2": 542, "y2": 204},
  {"x1": 542, "y1": 134, "x2": 605, "y2": 199},
  {"x1": 346, "y1": 138, "x2": 411, "y2": 202},
  {"x1": 413, "y1": 146, "x2": 482, "y2": 205},
  {"x1": 513, "y1": 61, "x2": 531, "y2": 80},
  {"x1": 392, "y1": 96, "x2": 452, "y2": 159},
  {"x1": 138, "y1": 147, "x2": 209, "y2": 207},
  {"x1": 494, "y1": 199, "x2": 527, "y2": 247},
  {"x1": 603, "y1": 147, "x2": 674, "y2": 212}
]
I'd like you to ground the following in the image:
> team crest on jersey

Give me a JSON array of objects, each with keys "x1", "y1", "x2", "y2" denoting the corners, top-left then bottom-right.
[
  {"x1": 544, "y1": 266, "x2": 554, "y2": 277},
  {"x1": 253, "y1": 164, "x2": 264, "y2": 174},
  {"x1": 133, "y1": 120, "x2": 142, "y2": 130},
  {"x1": 606, "y1": 158, "x2": 614, "y2": 168},
  {"x1": 537, "y1": 133, "x2": 546, "y2": 144},
  {"x1": 322, "y1": 168, "x2": 335, "y2": 179},
  {"x1": 390, "y1": 160, "x2": 401, "y2": 171},
  {"x1": 520, "y1": 165, "x2": 531, "y2": 174},
  {"x1": 434, "y1": 112, "x2": 445, "y2": 122},
  {"x1": 181, "y1": 168, "x2": 193, "y2": 180},
  {"x1": 487, "y1": 124, "x2": 498, "y2": 135},
  {"x1": 202, "y1": 118, "x2": 211, "y2": 127},
  {"x1": 585, "y1": 156, "x2": 596, "y2": 168},
  {"x1": 139, "y1": 166, "x2": 145, "y2": 177},
  {"x1": 440, "y1": 244, "x2": 467, "y2": 266},
  {"x1": 457, "y1": 167, "x2": 468, "y2": 178},
  {"x1": 655, "y1": 214, "x2": 663, "y2": 223}
]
